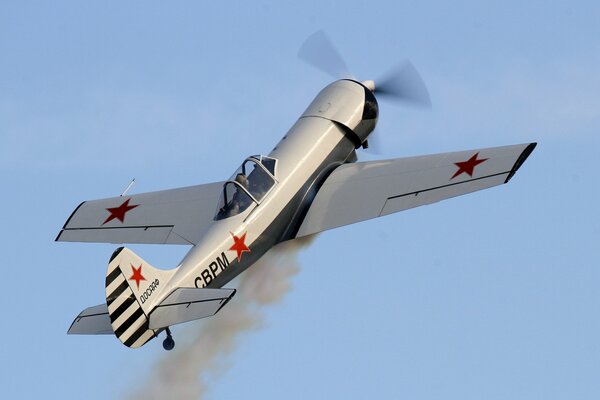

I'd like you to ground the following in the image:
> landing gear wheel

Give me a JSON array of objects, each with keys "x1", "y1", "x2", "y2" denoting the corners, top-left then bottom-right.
[
  {"x1": 163, "y1": 327, "x2": 175, "y2": 351},
  {"x1": 163, "y1": 336, "x2": 175, "y2": 351}
]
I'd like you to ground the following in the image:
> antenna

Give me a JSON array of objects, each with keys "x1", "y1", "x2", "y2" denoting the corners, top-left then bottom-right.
[{"x1": 120, "y1": 178, "x2": 136, "y2": 197}]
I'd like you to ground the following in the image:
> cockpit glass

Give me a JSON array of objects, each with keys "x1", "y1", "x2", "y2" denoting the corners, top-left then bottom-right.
[
  {"x1": 229, "y1": 159, "x2": 275, "y2": 202},
  {"x1": 214, "y1": 157, "x2": 277, "y2": 220},
  {"x1": 250, "y1": 155, "x2": 276, "y2": 175},
  {"x1": 215, "y1": 182, "x2": 254, "y2": 220},
  {"x1": 261, "y1": 158, "x2": 276, "y2": 175}
]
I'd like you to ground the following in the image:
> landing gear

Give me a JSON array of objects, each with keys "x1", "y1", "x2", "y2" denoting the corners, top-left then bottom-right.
[{"x1": 162, "y1": 327, "x2": 175, "y2": 351}]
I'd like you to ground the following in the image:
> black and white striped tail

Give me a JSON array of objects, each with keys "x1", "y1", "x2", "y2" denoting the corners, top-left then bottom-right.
[{"x1": 105, "y1": 248, "x2": 156, "y2": 348}]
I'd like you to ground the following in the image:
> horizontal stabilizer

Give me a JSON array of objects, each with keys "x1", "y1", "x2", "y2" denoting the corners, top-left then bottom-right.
[
  {"x1": 68, "y1": 304, "x2": 113, "y2": 335},
  {"x1": 149, "y1": 287, "x2": 236, "y2": 329}
]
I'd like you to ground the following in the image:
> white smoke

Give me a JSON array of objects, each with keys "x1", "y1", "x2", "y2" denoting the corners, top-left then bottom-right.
[{"x1": 127, "y1": 235, "x2": 315, "y2": 400}]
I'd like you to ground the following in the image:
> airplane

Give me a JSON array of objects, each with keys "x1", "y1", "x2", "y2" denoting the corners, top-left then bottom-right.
[{"x1": 57, "y1": 32, "x2": 536, "y2": 351}]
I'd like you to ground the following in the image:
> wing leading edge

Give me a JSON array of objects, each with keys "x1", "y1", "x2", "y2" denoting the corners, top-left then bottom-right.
[
  {"x1": 56, "y1": 182, "x2": 223, "y2": 245},
  {"x1": 296, "y1": 142, "x2": 536, "y2": 237}
]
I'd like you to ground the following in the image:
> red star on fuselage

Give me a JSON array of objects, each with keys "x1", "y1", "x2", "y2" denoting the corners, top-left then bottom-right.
[
  {"x1": 129, "y1": 264, "x2": 146, "y2": 289},
  {"x1": 103, "y1": 198, "x2": 139, "y2": 225},
  {"x1": 229, "y1": 232, "x2": 251, "y2": 262},
  {"x1": 451, "y1": 152, "x2": 489, "y2": 180}
]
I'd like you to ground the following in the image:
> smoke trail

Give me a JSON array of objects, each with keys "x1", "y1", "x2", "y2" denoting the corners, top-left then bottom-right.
[{"x1": 127, "y1": 236, "x2": 315, "y2": 400}]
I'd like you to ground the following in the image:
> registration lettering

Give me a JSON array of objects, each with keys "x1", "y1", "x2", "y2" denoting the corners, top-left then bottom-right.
[{"x1": 194, "y1": 252, "x2": 230, "y2": 288}]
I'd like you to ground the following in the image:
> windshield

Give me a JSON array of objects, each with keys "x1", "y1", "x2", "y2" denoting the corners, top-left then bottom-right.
[{"x1": 214, "y1": 157, "x2": 277, "y2": 220}]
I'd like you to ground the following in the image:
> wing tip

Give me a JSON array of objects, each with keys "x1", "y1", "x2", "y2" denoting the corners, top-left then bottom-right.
[
  {"x1": 505, "y1": 142, "x2": 537, "y2": 183},
  {"x1": 55, "y1": 201, "x2": 87, "y2": 242},
  {"x1": 67, "y1": 317, "x2": 79, "y2": 334}
]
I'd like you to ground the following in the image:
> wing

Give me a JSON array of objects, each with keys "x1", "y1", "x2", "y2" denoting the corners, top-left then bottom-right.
[
  {"x1": 296, "y1": 142, "x2": 536, "y2": 237},
  {"x1": 56, "y1": 182, "x2": 223, "y2": 245}
]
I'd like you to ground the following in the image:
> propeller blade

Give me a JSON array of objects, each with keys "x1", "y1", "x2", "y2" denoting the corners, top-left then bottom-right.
[
  {"x1": 298, "y1": 30, "x2": 353, "y2": 79},
  {"x1": 376, "y1": 61, "x2": 432, "y2": 108}
]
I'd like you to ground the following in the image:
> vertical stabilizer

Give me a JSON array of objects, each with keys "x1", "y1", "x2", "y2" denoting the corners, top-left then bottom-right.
[{"x1": 105, "y1": 247, "x2": 176, "y2": 348}]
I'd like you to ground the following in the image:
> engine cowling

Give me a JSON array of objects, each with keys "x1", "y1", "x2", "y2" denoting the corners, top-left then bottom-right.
[{"x1": 300, "y1": 79, "x2": 378, "y2": 147}]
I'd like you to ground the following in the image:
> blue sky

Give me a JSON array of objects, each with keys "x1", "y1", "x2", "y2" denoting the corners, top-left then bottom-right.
[{"x1": 1, "y1": 1, "x2": 599, "y2": 399}]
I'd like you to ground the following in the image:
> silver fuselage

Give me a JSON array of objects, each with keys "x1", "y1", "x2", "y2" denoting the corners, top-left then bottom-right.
[{"x1": 161, "y1": 79, "x2": 378, "y2": 298}]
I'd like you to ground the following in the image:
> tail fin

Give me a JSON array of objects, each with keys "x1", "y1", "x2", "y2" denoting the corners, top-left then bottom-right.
[{"x1": 105, "y1": 247, "x2": 176, "y2": 348}]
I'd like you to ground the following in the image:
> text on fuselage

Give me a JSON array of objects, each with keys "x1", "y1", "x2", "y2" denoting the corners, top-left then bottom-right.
[{"x1": 194, "y1": 252, "x2": 230, "y2": 288}]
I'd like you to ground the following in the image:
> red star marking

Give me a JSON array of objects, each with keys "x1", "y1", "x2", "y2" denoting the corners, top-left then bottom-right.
[
  {"x1": 451, "y1": 152, "x2": 489, "y2": 180},
  {"x1": 229, "y1": 232, "x2": 251, "y2": 262},
  {"x1": 103, "y1": 198, "x2": 139, "y2": 225},
  {"x1": 129, "y1": 264, "x2": 146, "y2": 289}
]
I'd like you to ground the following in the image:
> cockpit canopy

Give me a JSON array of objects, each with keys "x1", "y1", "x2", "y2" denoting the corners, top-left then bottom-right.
[{"x1": 214, "y1": 156, "x2": 277, "y2": 220}]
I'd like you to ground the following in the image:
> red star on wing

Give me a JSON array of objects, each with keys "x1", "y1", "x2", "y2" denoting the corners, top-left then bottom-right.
[
  {"x1": 129, "y1": 264, "x2": 146, "y2": 289},
  {"x1": 229, "y1": 232, "x2": 251, "y2": 262},
  {"x1": 103, "y1": 198, "x2": 139, "y2": 225},
  {"x1": 451, "y1": 152, "x2": 489, "y2": 180}
]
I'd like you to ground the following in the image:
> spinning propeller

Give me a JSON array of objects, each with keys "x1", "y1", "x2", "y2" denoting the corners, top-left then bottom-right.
[{"x1": 298, "y1": 30, "x2": 431, "y2": 153}]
